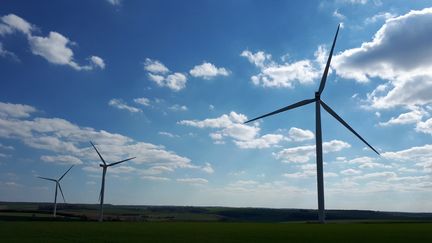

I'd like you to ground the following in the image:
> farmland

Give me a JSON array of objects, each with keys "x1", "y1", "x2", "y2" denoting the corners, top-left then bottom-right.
[{"x1": 1, "y1": 221, "x2": 432, "y2": 243}]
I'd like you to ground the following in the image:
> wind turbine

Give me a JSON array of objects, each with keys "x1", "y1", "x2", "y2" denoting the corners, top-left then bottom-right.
[
  {"x1": 244, "y1": 24, "x2": 380, "y2": 223},
  {"x1": 37, "y1": 165, "x2": 74, "y2": 217},
  {"x1": 90, "y1": 141, "x2": 136, "y2": 222}
]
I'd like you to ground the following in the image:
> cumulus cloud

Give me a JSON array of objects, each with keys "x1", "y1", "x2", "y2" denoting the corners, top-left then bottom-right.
[
  {"x1": 1, "y1": 14, "x2": 32, "y2": 35},
  {"x1": 158, "y1": 131, "x2": 179, "y2": 138},
  {"x1": 274, "y1": 140, "x2": 351, "y2": 163},
  {"x1": 169, "y1": 104, "x2": 188, "y2": 111},
  {"x1": 176, "y1": 178, "x2": 208, "y2": 185},
  {"x1": 0, "y1": 102, "x2": 37, "y2": 118},
  {"x1": 133, "y1": 97, "x2": 151, "y2": 106},
  {"x1": 144, "y1": 58, "x2": 169, "y2": 74},
  {"x1": 0, "y1": 42, "x2": 19, "y2": 61},
  {"x1": 108, "y1": 99, "x2": 142, "y2": 113},
  {"x1": 90, "y1": 56, "x2": 105, "y2": 69},
  {"x1": 106, "y1": 0, "x2": 122, "y2": 6},
  {"x1": 189, "y1": 62, "x2": 229, "y2": 79},
  {"x1": 144, "y1": 59, "x2": 187, "y2": 91},
  {"x1": 379, "y1": 109, "x2": 426, "y2": 126},
  {"x1": 288, "y1": 127, "x2": 315, "y2": 141},
  {"x1": 0, "y1": 13, "x2": 104, "y2": 71},
  {"x1": 333, "y1": 8, "x2": 432, "y2": 110},
  {"x1": 240, "y1": 46, "x2": 326, "y2": 88},
  {"x1": 41, "y1": 155, "x2": 82, "y2": 165},
  {"x1": 0, "y1": 101, "x2": 205, "y2": 176},
  {"x1": 178, "y1": 111, "x2": 290, "y2": 149},
  {"x1": 364, "y1": 12, "x2": 396, "y2": 25}
]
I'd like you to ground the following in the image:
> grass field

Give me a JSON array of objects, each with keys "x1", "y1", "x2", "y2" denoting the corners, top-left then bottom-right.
[{"x1": 1, "y1": 221, "x2": 431, "y2": 243}]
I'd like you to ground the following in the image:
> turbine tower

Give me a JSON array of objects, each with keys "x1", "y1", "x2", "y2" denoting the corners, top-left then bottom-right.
[
  {"x1": 90, "y1": 141, "x2": 136, "y2": 222},
  {"x1": 244, "y1": 24, "x2": 380, "y2": 223},
  {"x1": 37, "y1": 165, "x2": 74, "y2": 217}
]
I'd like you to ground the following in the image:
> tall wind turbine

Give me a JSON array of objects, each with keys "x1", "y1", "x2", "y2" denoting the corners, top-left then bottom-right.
[
  {"x1": 90, "y1": 141, "x2": 136, "y2": 222},
  {"x1": 244, "y1": 24, "x2": 380, "y2": 223},
  {"x1": 37, "y1": 165, "x2": 74, "y2": 217}
]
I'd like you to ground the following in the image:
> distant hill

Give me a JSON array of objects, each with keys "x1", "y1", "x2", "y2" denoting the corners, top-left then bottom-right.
[{"x1": 1, "y1": 201, "x2": 432, "y2": 222}]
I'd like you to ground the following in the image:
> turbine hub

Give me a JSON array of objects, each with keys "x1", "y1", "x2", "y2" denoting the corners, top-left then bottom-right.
[{"x1": 315, "y1": 92, "x2": 321, "y2": 100}]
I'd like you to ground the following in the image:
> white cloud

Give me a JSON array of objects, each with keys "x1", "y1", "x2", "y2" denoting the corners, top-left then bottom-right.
[
  {"x1": 108, "y1": 99, "x2": 142, "y2": 113},
  {"x1": 165, "y1": 73, "x2": 187, "y2": 91},
  {"x1": 234, "y1": 134, "x2": 285, "y2": 149},
  {"x1": 90, "y1": 56, "x2": 105, "y2": 69},
  {"x1": 144, "y1": 58, "x2": 169, "y2": 74},
  {"x1": 288, "y1": 127, "x2": 314, "y2": 141},
  {"x1": 169, "y1": 104, "x2": 188, "y2": 111},
  {"x1": 0, "y1": 14, "x2": 103, "y2": 71},
  {"x1": 201, "y1": 162, "x2": 214, "y2": 174},
  {"x1": 141, "y1": 175, "x2": 170, "y2": 181},
  {"x1": 133, "y1": 97, "x2": 151, "y2": 106},
  {"x1": 189, "y1": 62, "x2": 229, "y2": 79},
  {"x1": 180, "y1": 111, "x2": 283, "y2": 148},
  {"x1": 333, "y1": 8, "x2": 432, "y2": 110},
  {"x1": 41, "y1": 155, "x2": 82, "y2": 165},
  {"x1": 176, "y1": 178, "x2": 208, "y2": 185},
  {"x1": 0, "y1": 42, "x2": 18, "y2": 61},
  {"x1": 379, "y1": 109, "x2": 426, "y2": 126},
  {"x1": 340, "y1": 168, "x2": 362, "y2": 176},
  {"x1": 241, "y1": 47, "x2": 325, "y2": 88},
  {"x1": 0, "y1": 102, "x2": 37, "y2": 118},
  {"x1": 274, "y1": 140, "x2": 350, "y2": 163},
  {"x1": 1, "y1": 14, "x2": 32, "y2": 35},
  {"x1": 333, "y1": 9, "x2": 346, "y2": 20},
  {"x1": 382, "y1": 144, "x2": 432, "y2": 173},
  {"x1": 347, "y1": 156, "x2": 390, "y2": 169},
  {"x1": 352, "y1": 171, "x2": 397, "y2": 181},
  {"x1": 416, "y1": 117, "x2": 432, "y2": 135},
  {"x1": 158, "y1": 131, "x2": 179, "y2": 138},
  {"x1": 106, "y1": 0, "x2": 122, "y2": 6},
  {"x1": 364, "y1": 12, "x2": 396, "y2": 24},
  {"x1": 0, "y1": 101, "x2": 206, "y2": 177}
]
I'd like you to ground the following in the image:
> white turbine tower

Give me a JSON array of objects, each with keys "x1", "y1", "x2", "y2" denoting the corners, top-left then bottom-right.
[
  {"x1": 244, "y1": 24, "x2": 380, "y2": 223},
  {"x1": 90, "y1": 141, "x2": 136, "y2": 222},
  {"x1": 37, "y1": 165, "x2": 74, "y2": 217}
]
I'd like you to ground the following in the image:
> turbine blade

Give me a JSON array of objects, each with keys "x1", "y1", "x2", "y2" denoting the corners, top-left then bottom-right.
[
  {"x1": 90, "y1": 141, "x2": 106, "y2": 165},
  {"x1": 244, "y1": 98, "x2": 316, "y2": 124},
  {"x1": 320, "y1": 100, "x2": 380, "y2": 155},
  {"x1": 58, "y1": 183, "x2": 66, "y2": 203},
  {"x1": 108, "y1": 157, "x2": 136, "y2": 167},
  {"x1": 317, "y1": 24, "x2": 340, "y2": 95},
  {"x1": 59, "y1": 165, "x2": 74, "y2": 181},
  {"x1": 37, "y1": 176, "x2": 57, "y2": 182}
]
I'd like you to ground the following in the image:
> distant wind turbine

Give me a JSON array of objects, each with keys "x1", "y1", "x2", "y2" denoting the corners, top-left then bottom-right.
[
  {"x1": 244, "y1": 24, "x2": 380, "y2": 223},
  {"x1": 37, "y1": 165, "x2": 74, "y2": 217},
  {"x1": 90, "y1": 141, "x2": 136, "y2": 222}
]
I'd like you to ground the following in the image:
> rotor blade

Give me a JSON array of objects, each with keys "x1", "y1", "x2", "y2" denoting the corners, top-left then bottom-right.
[
  {"x1": 90, "y1": 141, "x2": 106, "y2": 165},
  {"x1": 317, "y1": 24, "x2": 340, "y2": 95},
  {"x1": 244, "y1": 98, "x2": 316, "y2": 124},
  {"x1": 59, "y1": 165, "x2": 74, "y2": 181},
  {"x1": 108, "y1": 157, "x2": 136, "y2": 167},
  {"x1": 58, "y1": 183, "x2": 66, "y2": 203},
  {"x1": 37, "y1": 176, "x2": 57, "y2": 182},
  {"x1": 320, "y1": 100, "x2": 380, "y2": 155}
]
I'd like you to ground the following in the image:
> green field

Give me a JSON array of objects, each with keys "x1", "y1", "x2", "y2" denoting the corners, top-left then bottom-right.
[{"x1": 1, "y1": 221, "x2": 431, "y2": 243}]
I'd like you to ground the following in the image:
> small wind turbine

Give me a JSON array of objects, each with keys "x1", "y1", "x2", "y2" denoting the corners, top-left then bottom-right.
[
  {"x1": 244, "y1": 24, "x2": 380, "y2": 223},
  {"x1": 37, "y1": 165, "x2": 74, "y2": 217},
  {"x1": 90, "y1": 141, "x2": 136, "y2": 222}
]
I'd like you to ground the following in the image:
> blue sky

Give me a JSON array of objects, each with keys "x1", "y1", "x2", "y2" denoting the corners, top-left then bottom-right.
[{"x1": 1, "y1": 0, "x2": 432, "y2": 212}]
